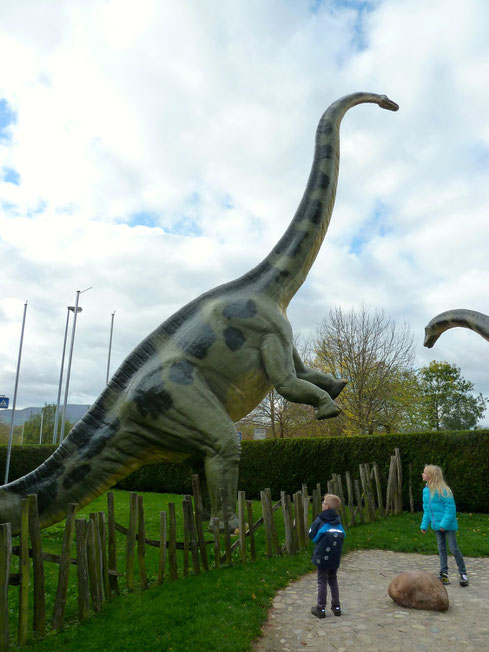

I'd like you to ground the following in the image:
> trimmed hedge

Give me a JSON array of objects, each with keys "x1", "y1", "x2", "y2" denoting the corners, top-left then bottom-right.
[{"x1": 2, "y1": 430, "x2": 489, "y2": 513}]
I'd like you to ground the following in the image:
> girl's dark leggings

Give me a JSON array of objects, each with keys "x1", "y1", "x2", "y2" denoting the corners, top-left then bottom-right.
[{"x1": 317, "y1": 567, "x2": 340, "y2": 608}]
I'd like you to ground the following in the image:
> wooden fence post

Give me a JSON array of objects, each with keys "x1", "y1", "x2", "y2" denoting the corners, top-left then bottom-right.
[
  {"x1": 220, "y1": 488, "x2": 232, "y2": 564},
  {"x1": 184, "y1": 496, "x2": 200, "y2": 575},
  {"x1": 358, "y1": 465, "x2": 371, "y2": 523},
  {"x1": 0, "y1": 522, "x2": 12, "y2": 652},
  {"x1": 238, "y1": 491, "x2": 247, "y2": 563},
  {"x1": 97, "y1": 512, "x2": 110, "y2": 599},
  {"x1": 266, "y1": 489, "x2": 282, "y2": 557},
  {"x1": 385, "y1": 455, "x2": 396, "y2": 515},
  {"x1": 137, "y1": 496, "x2": 148, "y2": 590},
  {"x1": 246, "y1": 500, "x2": 256, "y2": 562},
  {"x1": 89, "y1": 513, "x2": 104, "y2": 606},
  {"x1": 53, "y1": 503, "x2": 78, "y2": 631},
  {"x1": 28, "y1": 494, "x2": 46, "y2": 638},
  {"x1": 409, "y1": 463, "x2": 414, "y2": 512},
  {"x1": 210, "y1": 518, "x2": 221, "y2": 569},
  {"x1": 372, "y1": 464, "x2": 385, "y2": 517},
  {"x1": 86, "y1": 519, "x2": 101, "y2": 613},
  {"x1": 107, "y1": 492, "x2": 119, "y2": 595},
  {"x1": 191, "y1": 475, "x2": 209, "y2": 571},
  {"x1": 365, "y1": 464, "x2": 377, "y2": 521},
  {"x1": 294, "y1": 492, "x2": 305, "y2": 550},
  {"x1": 18, "y1": 498, "x2": 30, "y2": 645},
  {"x1": 302, "y1": 485, "x2": 310, "y2": 541},
  {"x1": 395, "y1": 448, "x2": 403, "y2": 514},
  {"x1": 260, "y1": 491, "x2": 273, "y2": 556},
  {"x1": 126, "y1": 492, "x2": 138, "y2": 591},
  {"x1": 333, "y1": 474, "x2": 348, "y2": 527},
  {"x1": 158, "y1": 511, "x2": 167, "y2": 584},
  {"x1": 168, "y1": 502, "x2": 178, "y2": 580},
  {"x1": 353, "y1": 478, "x2": 364, "y2": 523},
  {"x1": 182, "y1": 499, "x2": 190, "y2": 577},
  {"x1": 281, "y1": 492, "x2": 294, "y2": 556},
  {"x1": 345, "y1": 472, "x2": 355, "y2": 526},
  {"x1": 75, "y1": 519, "x2": 90, "y2": 622}
]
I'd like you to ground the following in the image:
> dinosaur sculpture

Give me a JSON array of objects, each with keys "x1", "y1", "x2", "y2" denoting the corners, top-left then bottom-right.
[
  {"x1": 0, "y1": 92, "x2": 399, "y2": 534},
  {"x1": 424, "y1": 309, "x2": 489, "y2": 348}
]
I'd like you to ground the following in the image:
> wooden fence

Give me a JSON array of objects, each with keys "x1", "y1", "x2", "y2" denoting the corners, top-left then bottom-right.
[{"x1": 0, "y1": 448, "x2": 408, "y2": 650}]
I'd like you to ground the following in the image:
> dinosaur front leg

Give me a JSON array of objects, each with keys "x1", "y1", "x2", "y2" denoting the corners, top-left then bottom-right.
[
  {"x1": 293, "y1": 347, "x2": 347, "y2": 399},
  {"x1": 262, "y1": 335, "x2": 341, "y2": 419}
]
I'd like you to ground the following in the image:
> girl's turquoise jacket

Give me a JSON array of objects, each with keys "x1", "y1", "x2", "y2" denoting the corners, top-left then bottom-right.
[{"x1": 420, "y1": 485, "x2": 458, "y2": 531}]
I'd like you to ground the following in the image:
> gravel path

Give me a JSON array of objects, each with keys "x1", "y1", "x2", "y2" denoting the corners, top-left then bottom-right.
[{"x1": 253, "y1": 550, "x2": 489, "y2": 651}]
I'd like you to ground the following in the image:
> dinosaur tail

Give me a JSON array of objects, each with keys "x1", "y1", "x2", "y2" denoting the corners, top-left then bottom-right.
[
  {"x1": 0, "y1": 378, "x2": 162, "y2": 535},
  {"x1": 424, "y1": 309, "x2": 489, "y2": 348}
]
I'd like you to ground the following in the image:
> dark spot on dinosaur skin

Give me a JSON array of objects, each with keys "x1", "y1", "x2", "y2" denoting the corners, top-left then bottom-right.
[
  {"x1": 223, "y1": 299, "x2": 257, "y2": 320},
  {"x1": 84, "y1": 419, "x2": 120, "y2": 459},
  {"x1": 63, "y1": 464, "x2": 91, "y2": 490},
  {"x1": 131, "y1": 361, "x2": 174, "y2": 419},
  {"x1": 223, "y1": 327, "x2": 246, "y2": 351},
  {"x1": 305, "y1": 199, "x2": 324, "y2": 225},
  {"x1": 181, "y1": 322, "x2": 216, "y2": 359},
  {"x1": 317, "y1": 143, "x2": 334, "y2": 159},
  {"x1": 169, "y1": 360, "x2": 194, "y2": 385}
]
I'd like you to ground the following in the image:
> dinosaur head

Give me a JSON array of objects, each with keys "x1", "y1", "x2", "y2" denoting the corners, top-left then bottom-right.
[
  {"x1": 377, "y1": 95, "x2": 399, "y2": 112},
  {"x1": 423, "y1": 326, "x2": 440, "y2": 349}
]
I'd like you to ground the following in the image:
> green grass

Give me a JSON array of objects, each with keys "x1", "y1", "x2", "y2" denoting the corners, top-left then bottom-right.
[{"x1": 6, "y1": 492, "x2": 489, "y2": 651}]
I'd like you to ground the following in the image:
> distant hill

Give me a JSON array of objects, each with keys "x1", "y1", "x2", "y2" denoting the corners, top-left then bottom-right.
[{"x1": 0, "y1": 404, "x2": 90, "y2": 427}]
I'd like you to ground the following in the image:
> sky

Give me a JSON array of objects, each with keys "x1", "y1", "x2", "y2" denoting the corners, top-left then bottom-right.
[{"x1": 1, "y1": 0, "x2": 489, "y2": 425}]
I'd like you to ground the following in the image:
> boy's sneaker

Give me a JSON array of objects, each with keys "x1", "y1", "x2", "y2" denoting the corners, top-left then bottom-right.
[
  {"x1": 311, "y1": 606, "x2": 326, "y2": 619},
  {"x1": 459, "y1": 573, "x2": 469, "y2": 587},
  {"x1": 438, "y1": 572, "x2": 450, "y2": 585},
  {"x1": 331, "y1": 605, "x2": 342, "y2": 616}
]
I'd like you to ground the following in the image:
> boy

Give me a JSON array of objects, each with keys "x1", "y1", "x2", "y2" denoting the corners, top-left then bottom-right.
[{"x1": 309, "y1": 493, "x2": 345, "y2": 619}]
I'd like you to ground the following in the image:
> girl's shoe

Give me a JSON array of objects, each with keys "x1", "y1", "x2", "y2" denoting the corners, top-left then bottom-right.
[
  {"x1": 459, "y1": 574, "x2": 469, "y2": 587},
  {"x1": 331, "y1": 605, "x2": 341, "y2": 616},
  {"x1": 438, "y1": 572, "x2": 450, "y2": 585}
]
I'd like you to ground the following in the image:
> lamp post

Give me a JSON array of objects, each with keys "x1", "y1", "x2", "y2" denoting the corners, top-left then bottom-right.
[
  {"x1": 4, "y1": 300, "x2": 28, "y2": 484},
  {"x1": 52, "y1": 305, "x2": 82, "y2": 444},
  {"x1": 106, "y1": 311, "x2": 116, "y2": 384},
  {"x1": 39, "y1": 409, "x2": 44, "y2": 444},
  {"x1": 60, "y1": 287, "x2": 91, "y2": 443}
]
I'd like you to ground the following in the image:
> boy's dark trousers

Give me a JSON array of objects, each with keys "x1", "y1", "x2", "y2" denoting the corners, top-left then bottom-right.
[{"x1": 317, "y1": 567, "x2": 340, "y2": 608}]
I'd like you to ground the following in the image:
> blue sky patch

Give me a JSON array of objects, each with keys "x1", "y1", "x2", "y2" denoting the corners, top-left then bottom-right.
[
  {"x1": 3, "y1": 167, "x2": 20, "y2": 185},
  {"x1": 349, "y1": 201, "x2": 391, "y2": 255},
  {"x1": 128, "y1": 211, "x2": 159, "y2": 228},
  {"x1": 0, "y1": 98, "x2": 16, "y2": 141}
]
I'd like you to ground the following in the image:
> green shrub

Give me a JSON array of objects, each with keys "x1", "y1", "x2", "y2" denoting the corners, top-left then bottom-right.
[{"x1": 2, "y1": 430, "x2": 488, "y2": 513}]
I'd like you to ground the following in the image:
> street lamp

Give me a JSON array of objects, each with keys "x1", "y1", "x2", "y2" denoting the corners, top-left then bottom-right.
[
  {"x1": 106, "y1": 311, "x2": 116, "y2": 384},
  {"x1": 4, "y1": 300, "x2": 28, "y2": 484},
  {"x1": 59, "y1": 287, "x2": 92, "y2": 444},
  {"x1": 52, "y1": 305, "x2": 82, "y2": 445}
]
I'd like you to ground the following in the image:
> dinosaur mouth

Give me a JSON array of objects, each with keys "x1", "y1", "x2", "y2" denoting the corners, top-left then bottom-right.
[{"x1": 378, "y1": 96, "x2": 399, "y2": 112}]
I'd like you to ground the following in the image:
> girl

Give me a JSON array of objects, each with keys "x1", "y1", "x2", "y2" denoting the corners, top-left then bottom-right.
[{"x1": 420, "y1": 464, "x2": 468, "y2": 586}]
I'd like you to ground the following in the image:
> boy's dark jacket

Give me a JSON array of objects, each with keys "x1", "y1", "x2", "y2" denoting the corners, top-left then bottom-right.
[{"x1": 308, "y1": 508, "x2": 345, "y2": 569}]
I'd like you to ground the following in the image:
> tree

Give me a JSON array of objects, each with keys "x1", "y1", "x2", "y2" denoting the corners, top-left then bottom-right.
[
  {"x1": 418, "y1": 361, "x2": 487, "y2": 431},
  {"x1": 313, "y1": 305, "x2": 419, "y2": 435},
  {"x1": 22, "y1": 404, "x2": 73, "y2": 445}
]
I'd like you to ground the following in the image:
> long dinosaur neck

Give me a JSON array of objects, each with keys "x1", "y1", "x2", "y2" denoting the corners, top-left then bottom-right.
[
  {"x1": 249, "y1": 92, "x2": 398, "y2": 309},
  {"x1": 424, "y1": 309, "x2": 489, "y2": 348}
]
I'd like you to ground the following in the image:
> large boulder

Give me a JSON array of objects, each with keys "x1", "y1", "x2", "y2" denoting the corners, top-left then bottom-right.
[{"x1": 388, "y1": 570, "x2": 449, "y2": 611}]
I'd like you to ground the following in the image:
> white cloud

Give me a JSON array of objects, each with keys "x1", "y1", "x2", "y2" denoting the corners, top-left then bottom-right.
[{"x1": 1, "y1": 0, "x2": 489, "y2": 426}]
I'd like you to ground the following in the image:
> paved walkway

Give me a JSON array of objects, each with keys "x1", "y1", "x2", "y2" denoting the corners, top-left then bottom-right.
[{"x1": 254, "y1": 550, "x2": 489, "y2": 651}]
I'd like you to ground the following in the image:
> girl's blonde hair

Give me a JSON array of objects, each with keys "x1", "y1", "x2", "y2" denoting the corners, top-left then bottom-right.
[{"x1": 424, "y1": 464, "x2": 453, "y2": 497}]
